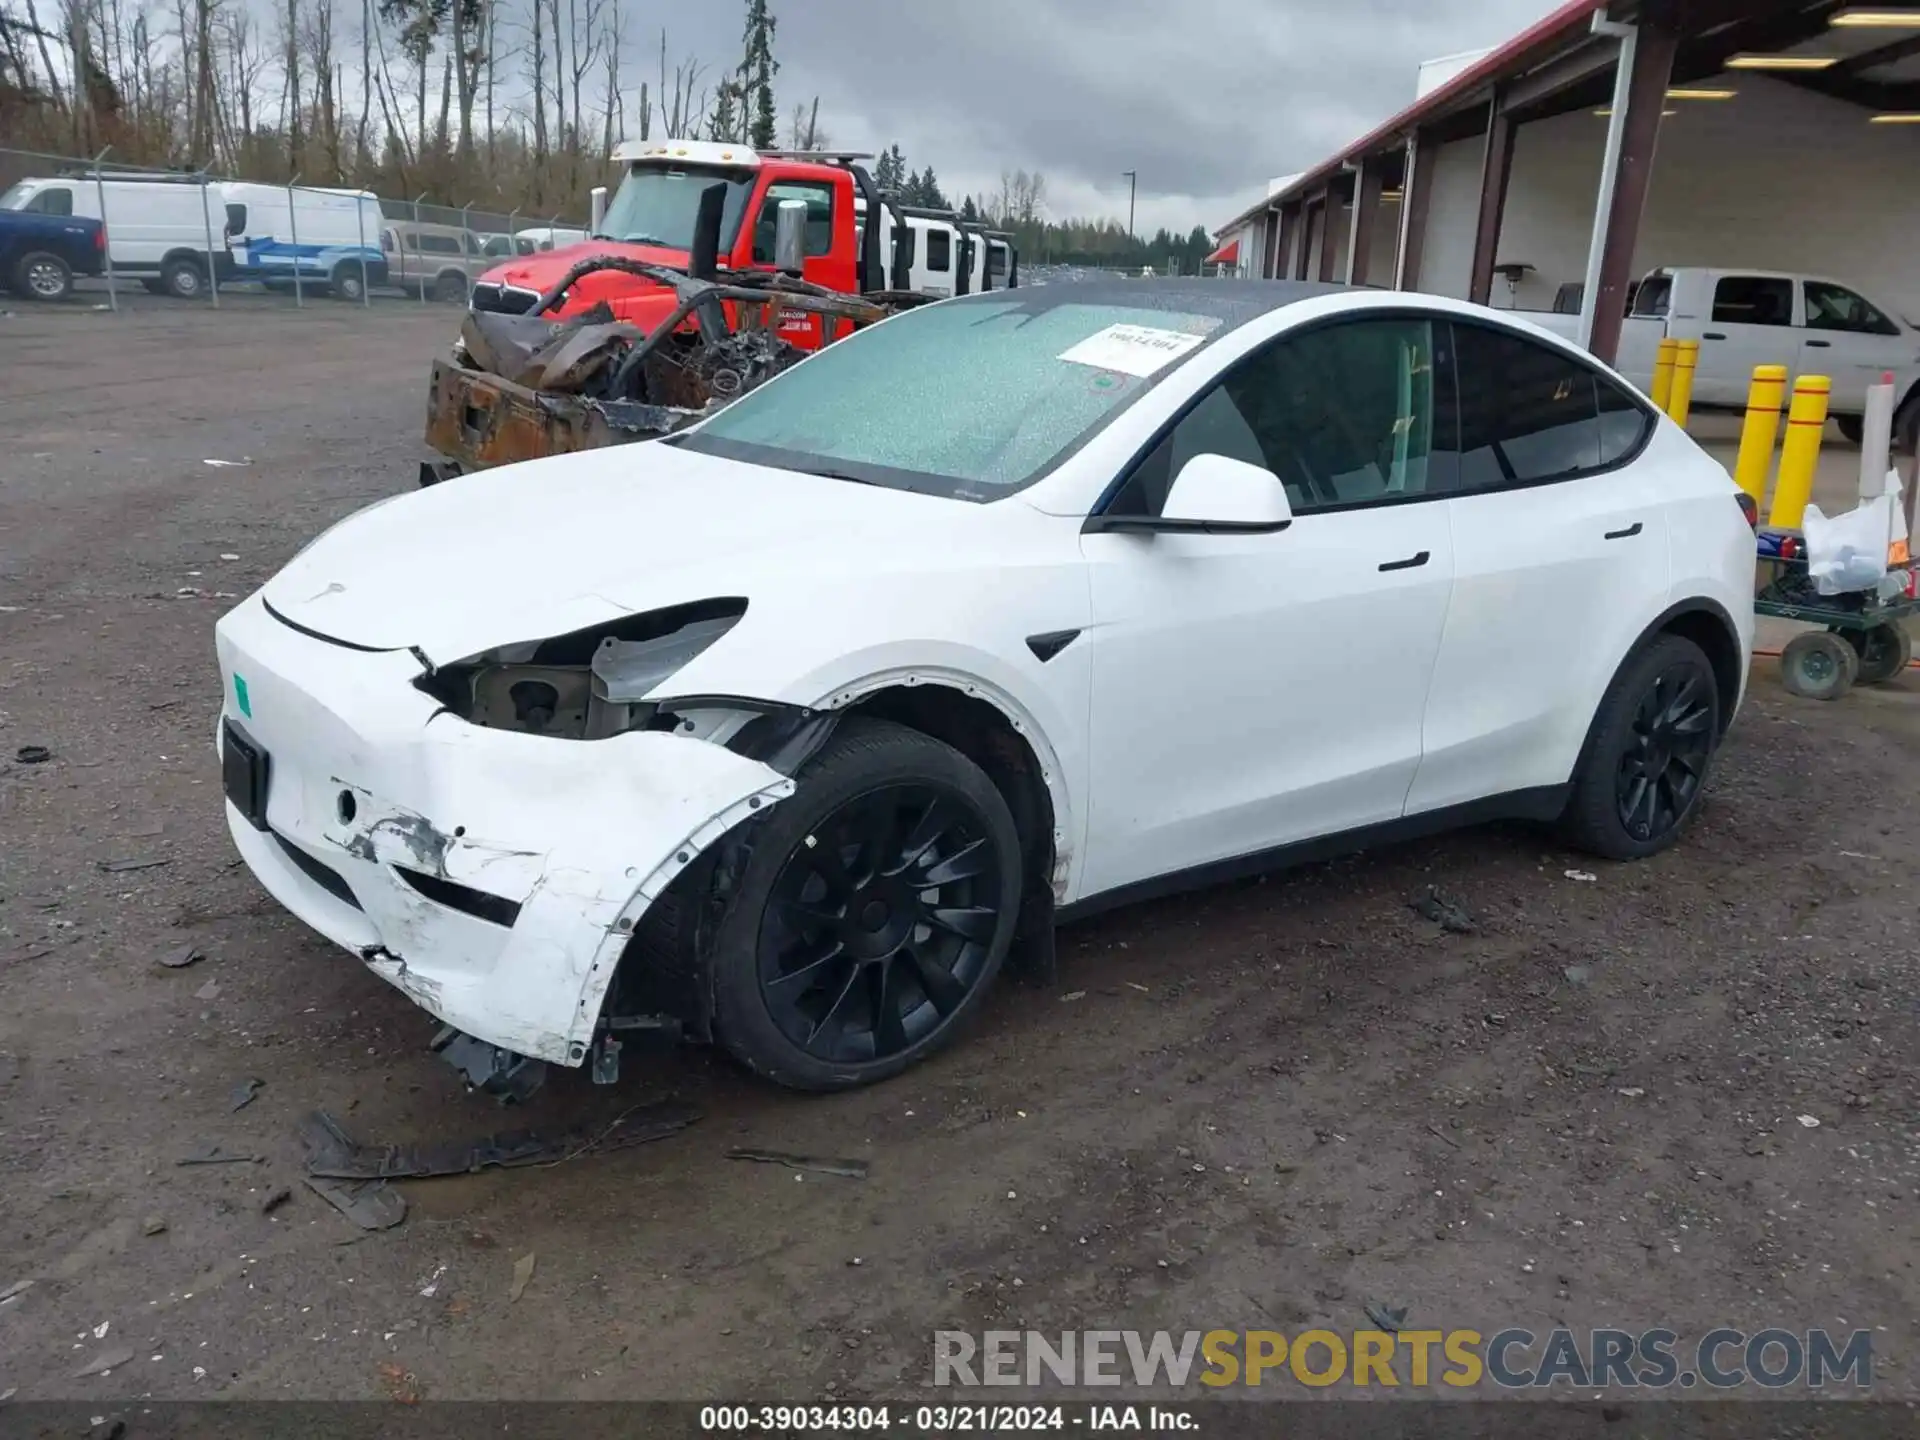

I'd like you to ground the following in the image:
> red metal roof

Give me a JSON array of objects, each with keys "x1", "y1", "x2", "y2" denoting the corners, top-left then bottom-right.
[{"x1": 1222, "y1": 0, "x2": 1604, "y2": 229}]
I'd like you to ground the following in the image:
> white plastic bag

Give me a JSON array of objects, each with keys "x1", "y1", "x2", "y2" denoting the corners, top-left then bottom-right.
[{"x1": 1804, "y1": 474, "x2": 1904, "y2": 596}]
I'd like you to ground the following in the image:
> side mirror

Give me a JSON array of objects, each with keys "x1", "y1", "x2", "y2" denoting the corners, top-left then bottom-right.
[
  {"x1": 774, "y1": 199, "x2": 808, "y2": 275},
  {"x1": 589, "y1": 185, "x2": 608, "y2": 235},
  {"x1": 890, "y1": 221, "x2": 917, "y2": 288},
  {"x1": 1162, "y1": 453, "x2": 1294, "y2": 530},
  {"x1": 1090, "y1": 453, "x2": 1293, "y2": 535}
]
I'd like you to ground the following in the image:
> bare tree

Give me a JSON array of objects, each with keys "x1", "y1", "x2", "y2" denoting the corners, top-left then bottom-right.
[
  {"x1": 786, "y1": 95, "x2": 825, "y2": 150},
  {"x1": 280, "y1": 0, "x2": 301, "y2": 171},
  {"x1": 657, "y1": 26, "x2": 698, "y2": 139}
]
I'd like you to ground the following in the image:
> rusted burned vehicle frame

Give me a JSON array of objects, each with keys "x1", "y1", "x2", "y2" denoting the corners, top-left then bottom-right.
[{"x1": 423, "y1": 257, "x2": 904, "y2": 482}]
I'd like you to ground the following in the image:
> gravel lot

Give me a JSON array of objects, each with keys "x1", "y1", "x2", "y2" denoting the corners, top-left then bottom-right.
[{"x1": 1, "y1": 302, "x2": 1917, "y2": 1407}]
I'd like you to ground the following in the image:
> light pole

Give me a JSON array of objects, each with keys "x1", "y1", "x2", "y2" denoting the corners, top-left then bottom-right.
[{"x1": 1122, "y1": 169, "x2": 1137, "y2": 241}]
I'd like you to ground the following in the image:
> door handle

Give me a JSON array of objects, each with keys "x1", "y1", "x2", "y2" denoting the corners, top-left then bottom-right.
[
  {"x1": 1702, "y1": 331, "x2": 1726, "y2": 341},
  {"x1": 1805, "y1": 338, "x2": 1831, "y2": 348},
  {"x1": 1378, "y1": 551, "x2": 1430, "y2": 572},
  {"x1": 1605, "y1": 522, "x2": 1643, "y2": 540}
]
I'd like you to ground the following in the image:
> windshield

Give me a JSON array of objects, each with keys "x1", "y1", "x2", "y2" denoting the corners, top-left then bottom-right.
[
  {"x1": 596, "y1": 165, "x2": 754, "y2": 249},
  {"x1": 0, "y1": 183, "x2": 31, "y2": 210},
  {"x1": 675, "y1": 297, "x2": 1226, "y2": 501}
]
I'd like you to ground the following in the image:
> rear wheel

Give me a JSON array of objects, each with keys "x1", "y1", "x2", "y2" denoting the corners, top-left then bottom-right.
[
  {"x1": 1835, "y1": 414, "x2": 1864, "y2": 446},
  {"x1": 1780, "y1": 630, "x2": 1858, "y2": 700},
  {"x1": 1841, "y1": 622, "x2": 1912, "y2": 686},
  {"x1": 1895, "y1": 394, "x2": 1919, "y2": 457},
  {"x1": 160, "y1": 256, "x2": 205, "y2": 299},
  {"x1": 432, "y1": 271, "x2": 469, "y2": 304},
  {"x1": 707, "y1": 719, "x2": 1022, "y2": 1092},
  {"x1": 15, "y1": 250, "x2": 73, "y2": 301},
  {"x1": 1561, "y1": 634, "x2": 1721, "y2": 860}
]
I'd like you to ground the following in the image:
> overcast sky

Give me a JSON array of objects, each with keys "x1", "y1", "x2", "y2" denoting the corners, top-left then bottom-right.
[{"x1": 645, "y1": 0, "x2": 1567, "y2": 234}]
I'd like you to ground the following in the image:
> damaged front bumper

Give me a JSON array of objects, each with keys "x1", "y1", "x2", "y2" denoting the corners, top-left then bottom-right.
[{"x1": 213, "y1": 592, "x2": 794, "y2": 1068}]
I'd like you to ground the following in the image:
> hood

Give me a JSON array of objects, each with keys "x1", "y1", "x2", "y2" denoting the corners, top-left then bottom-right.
[
  {"x1": 261, "y1": 443, "x2": 978, "y2": 666},
  {"x1": 480, "y1": 238, "x2": 687, "y2": 290}
]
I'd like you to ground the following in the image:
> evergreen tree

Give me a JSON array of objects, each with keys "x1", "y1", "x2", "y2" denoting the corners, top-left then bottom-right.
[
  {"x1": 874, "y1": 143, "x2": 908, "y2": 195},
  {"x1": 915, "y1": 166, "x2": 947, "y2": 210},
  {"x1": 703, "y1": 80, "x2": 742, "y2": 143},
  {"x1": 960, "y1": 195, "x2": 979, "y2": 222},
  {"x1": 738, "y1": 0, "x2": 779, "y2": 151}
]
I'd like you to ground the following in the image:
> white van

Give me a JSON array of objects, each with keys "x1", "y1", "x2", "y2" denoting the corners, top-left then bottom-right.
[
  {"x1": 0, "y1": 173, "x2": 228, "y2": 298},
  {"x1": 220, "y1": 183, "x2": 386, "y2": 301},
  {"x1": 509, "y1": 225, "x2": 590, "y2": 255}
]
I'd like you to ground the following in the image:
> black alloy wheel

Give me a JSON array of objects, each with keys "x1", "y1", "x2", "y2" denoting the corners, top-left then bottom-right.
[
  {"x1": 758, "y1": 781, "x2": 1005, "y2": 1065},
  {"x1": 1561, "y1": 633, "x2": 1720, "y2": 860},
  {"x1": 1614, "y1": 664, "x2": 1715, "y2": 844}
]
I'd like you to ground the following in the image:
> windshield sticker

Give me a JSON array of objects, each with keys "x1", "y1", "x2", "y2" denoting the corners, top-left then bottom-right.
[{"x1": 1057, "y1": 324, "x2": 1206, "y2": 378}]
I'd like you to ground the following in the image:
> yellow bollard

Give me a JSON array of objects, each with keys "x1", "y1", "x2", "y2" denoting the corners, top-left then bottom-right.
[
  {"x1": 1732, "y1": 365, "x2": 1787, "y2": 502},
  {"x1": 1767, "y1": 374, "x2": 1831, "y2": 529},
  {"x1": 1650, "y1": 337, "x2": 1679, "y2": 414},
  {"x1": 1667, "y1": 339, "x2": 1700, "y2": 429}
]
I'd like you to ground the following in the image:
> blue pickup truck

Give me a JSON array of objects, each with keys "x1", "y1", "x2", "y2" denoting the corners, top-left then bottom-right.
[{"x1": 0, "y1": 205, "x2": 106, "y2": 300}]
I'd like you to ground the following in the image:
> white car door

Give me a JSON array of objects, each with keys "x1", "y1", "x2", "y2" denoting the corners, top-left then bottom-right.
[
  {"x1": 1799, "y1": 279, "x2": 1916, "y2": 416},
  {"x1": 1693, "y1": 273, "x2": 1800, "y2": 407},
  {"x1": 1076, "y1": 314, "x2": 1455, "y2": 902},
  {"x1": 1406, "y1": 318, "x2": 1670, "y2": 817}
]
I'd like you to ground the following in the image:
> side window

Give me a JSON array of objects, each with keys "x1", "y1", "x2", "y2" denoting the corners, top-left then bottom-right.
[
  {"x1": 1105, "y1": 317, "x2": 1442, "y2": 517},
  {"x1": 381, "y1": 229, "x2": 397, "y2": 253},
  {"x1": 1803, "y1": 280, "x2": 1897, "y2": 337},
  {"x1": 1711, "y1": 275, "x2": 1792, "y2": 327},
  {"x1": 926, "y1": 229, "x2": 951, "y2": 273},
  {"x1": 1596, "y1": 372, "x2": 1653, "y2": 468},
  {"x1": 1631, "y1": 275, "x2": 1670, "y2": 318},
  {"x1": 751, "y1": 181, "x2": 834, "y2": 262},
  {"x1": 1452, "y1": 321, "x2": 1643, "y2": 488},
  {"x1": 225, "y1": 202, "x2": 247, "y2": 234},
  {"x1": 28, "y1": 187, "x2": 74, "y2": 216}
]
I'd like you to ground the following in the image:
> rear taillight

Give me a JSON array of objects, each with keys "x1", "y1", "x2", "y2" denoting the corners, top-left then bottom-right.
[
  {"x1": 95, "y1": 227, "x2": 106, "y2": 251},
  {"x1": 1736, "y1": 492, "x2": 1758, "y2": 530}
]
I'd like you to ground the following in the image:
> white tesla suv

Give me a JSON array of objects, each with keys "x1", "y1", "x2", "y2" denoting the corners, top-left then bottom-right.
[{"x1": 214, "y1": 281, "x2": 1756, "y2": 1093}]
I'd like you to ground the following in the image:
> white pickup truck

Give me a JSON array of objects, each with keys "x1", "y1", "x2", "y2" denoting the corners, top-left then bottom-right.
[{"x1": 1528, "y1": 267, "x2": 1920, "y2": 448}]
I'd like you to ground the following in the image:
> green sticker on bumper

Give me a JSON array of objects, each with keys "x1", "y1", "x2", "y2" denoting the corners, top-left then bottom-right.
[{"x1": 233, "y1": 674, "x2": 252, "y2": 718}]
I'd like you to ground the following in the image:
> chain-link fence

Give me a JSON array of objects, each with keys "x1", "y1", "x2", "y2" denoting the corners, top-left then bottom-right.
[{"x1": 0, "y1": 145, "x2": 589, "y2": 313}]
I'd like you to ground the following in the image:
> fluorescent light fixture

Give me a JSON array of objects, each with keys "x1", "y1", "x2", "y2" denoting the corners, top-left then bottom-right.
[
  {"x1": 1666, "y1": 87, "x2": 1738, "y2": 99},
  {"x1": 1725, "y1": 53, "x2": 1841, "y2": 68},
  {"x1": 1379, "y1": 189, "x2": 1404, "y2": 201},
  {"x1": 1868, "y1": 111, "x2": 1920, "y2": 121},
  {"x1": 1831, "y1": 7, "x2": 1920, "y2": 25}
]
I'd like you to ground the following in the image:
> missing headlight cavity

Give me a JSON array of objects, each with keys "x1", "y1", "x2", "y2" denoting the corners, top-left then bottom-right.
[{"x1": 415, "y1": 598, "x2": 746, "y2": 739}]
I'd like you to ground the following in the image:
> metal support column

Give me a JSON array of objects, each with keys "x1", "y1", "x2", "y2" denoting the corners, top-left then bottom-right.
[
  {"x1": 1468, "y1": 94, "x2": 1515, "y2": 306},
  {"x1": 1347, "y1": 161, "x2": 1383, "y2": 287},
  {"x1": 1588, "y1": 21, "x2": 1677, "y2": 366},
  {"x1": 1395, "y1": 132, "x2": 1435, "y2": 292}
]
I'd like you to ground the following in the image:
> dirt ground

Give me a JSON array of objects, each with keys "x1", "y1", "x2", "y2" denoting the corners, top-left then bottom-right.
[{"x1": 1, "y1": 302, "x2": 1918, "y2": 1407}]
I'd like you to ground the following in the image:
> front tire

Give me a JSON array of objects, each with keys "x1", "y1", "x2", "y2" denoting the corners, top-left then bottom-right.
[
  {"x1": 15, "y1": 250, "x2": 73, "y2": 301},
  {"x1": 1835, "y1": 414, "x2": 1864, "y2": 446},
  {"x1": 708, "y1": 719, "x2": 1022, "y2": 1092},
  {"x1": 1561, "y1": 634, "x2": 1721, "y2": 860}
]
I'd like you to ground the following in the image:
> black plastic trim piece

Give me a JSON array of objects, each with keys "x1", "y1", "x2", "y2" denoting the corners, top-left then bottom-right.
[
  {"x1": 1378, "y1": 550, "x2": 1430, "y2": 572},
  {"x1": 1026, "y1": 630, "x2": 1082, "y2": 663},
  {"x1": 1604, "y1": 522, "x2": 1644, "y2": 540},
  {"x1": 272, "y1": 832, "x2": 363, "y2": 911},
  {"x1": 262, "y1": 598, "x2": 397, "y2": 654},
  {"x1": 1056, "y1": 785, "x2": 1571, "y2": 925},
  {"x1": 1083, "y1": 515, "x2": 1293, "y2": 536},
  {"x1": 395, "y1": 866, "x2": 522, "y2": 928}
]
